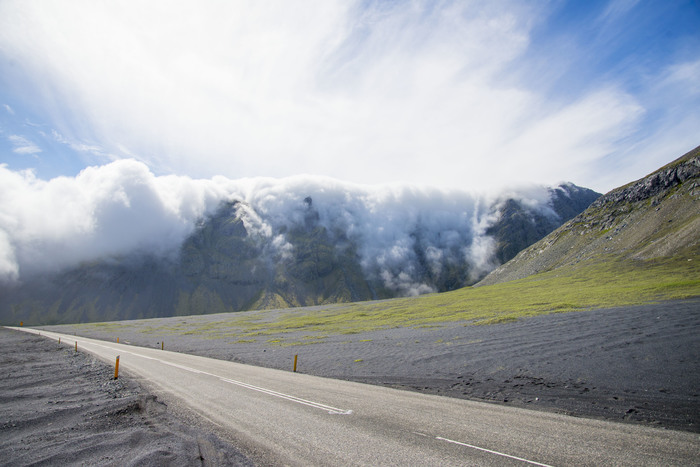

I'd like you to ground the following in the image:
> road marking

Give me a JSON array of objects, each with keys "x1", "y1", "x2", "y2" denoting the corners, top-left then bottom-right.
[
  {"x1": 436, "y1": 437, "x2": 553, "y2": 467},
  {"x1": 81, "y1": 337, "x2": 353, "y2": 415},
  {"x1": 18, "y1": 330, "x2": 352, "y2": 415},
  {"x1": 218, "y1": 376, "x2": 352, "y2": 415}
]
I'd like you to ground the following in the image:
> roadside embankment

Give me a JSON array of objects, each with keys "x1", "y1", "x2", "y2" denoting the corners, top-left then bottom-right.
[{"x1": 0, "y1": 328, "x2": 252, "y2": 466}]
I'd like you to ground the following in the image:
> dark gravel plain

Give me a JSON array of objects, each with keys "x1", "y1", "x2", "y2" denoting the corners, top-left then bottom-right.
[
  {"x1": 42, "y1": 297, "x2": 700, "y2": 434},
  {"x1": 0, "y1": 328, "x2": 253, "y2": 466}
]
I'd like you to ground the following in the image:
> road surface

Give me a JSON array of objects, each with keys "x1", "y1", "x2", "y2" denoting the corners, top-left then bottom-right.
[{"x1": 10, "y1": 327, "x2": 699, "y2": 466}]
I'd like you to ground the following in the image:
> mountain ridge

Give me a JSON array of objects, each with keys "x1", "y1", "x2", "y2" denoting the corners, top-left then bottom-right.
[{"x1": 477, "y1": 145, "x2": 700, "y2": 286}]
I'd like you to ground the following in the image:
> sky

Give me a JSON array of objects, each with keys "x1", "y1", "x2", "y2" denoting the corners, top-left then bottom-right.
[
  {"x1": 1, "y1": 0, "x2": 698, "y2": 192},
  {"x1": 0, "y1": 0, "x2": 699, "y2": 283}
]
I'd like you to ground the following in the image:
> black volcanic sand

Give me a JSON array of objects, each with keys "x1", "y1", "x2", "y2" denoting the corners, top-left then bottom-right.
[
  {"x1": 42, "y1": 298, "x2": 700, "y2": 433},
  {"x1": 0, "y1": 328, "x2": 253, "y2": 466}
]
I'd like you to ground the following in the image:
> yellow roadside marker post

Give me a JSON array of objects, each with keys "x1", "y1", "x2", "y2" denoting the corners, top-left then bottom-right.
[
  {"x1": 293, "y1": 354, "x2": 298, "y2": 372},
  {"x1": 75, "y1": 341, "x2": 78, "y2": 352},
  {"x1": 114, "y1": 356, "x2": 120, "y2": 379}
]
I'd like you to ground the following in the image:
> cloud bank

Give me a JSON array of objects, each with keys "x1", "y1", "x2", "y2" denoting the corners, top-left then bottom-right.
[
  {"x1": 0, "y1": 160, "x2": 227, "y2": 280},
  {"x1": 0, "y1": 160, "x2": 565, "y2": 294}
]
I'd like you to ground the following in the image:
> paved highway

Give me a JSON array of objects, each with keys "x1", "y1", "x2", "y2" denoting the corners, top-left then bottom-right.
[{"x1": 12, "y1": 327, "x2": 699, "y2": 466}]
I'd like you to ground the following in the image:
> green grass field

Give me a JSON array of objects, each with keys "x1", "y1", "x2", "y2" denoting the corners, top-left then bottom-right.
[{"x1": 79, "y1": 254, "x2": 699, "y2": 341}]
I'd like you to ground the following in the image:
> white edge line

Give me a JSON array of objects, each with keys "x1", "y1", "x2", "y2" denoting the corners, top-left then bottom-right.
[
  {"x1": 436, "y1": 437, "x2": 554, "y2": 467},
  {"x1": 60, "y1": 334, "x2": 352, "y2": 415}
]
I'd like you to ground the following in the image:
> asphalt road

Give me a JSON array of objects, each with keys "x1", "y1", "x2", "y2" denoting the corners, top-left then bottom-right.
[{"x1": 11, "y1": 327, "x2": 699, "y2": 466}]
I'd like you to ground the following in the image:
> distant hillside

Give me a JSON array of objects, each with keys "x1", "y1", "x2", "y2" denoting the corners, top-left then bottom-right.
[
  {"x1": 0, "y1": 183, "x2": 599, "y2": 325},
  {"x1": 478, "y1": 146, "x2": 700, "y2": 286}
]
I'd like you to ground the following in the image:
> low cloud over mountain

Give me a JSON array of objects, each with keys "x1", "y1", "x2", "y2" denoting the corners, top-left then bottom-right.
[{"x1": 0, "y1": 160, "x2": 599, "y2": 323}]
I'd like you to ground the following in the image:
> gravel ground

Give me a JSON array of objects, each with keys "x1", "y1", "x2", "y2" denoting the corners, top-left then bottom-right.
[{"x1": 0, "y1": 328, "x2": 253, "y2": 466}]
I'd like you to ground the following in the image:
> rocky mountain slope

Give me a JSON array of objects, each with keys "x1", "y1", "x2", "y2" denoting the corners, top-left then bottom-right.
[
  {"x1": 478, "y1": 146, "x2": 700, "y2": 286},
  {"x1": 0, "y1": 183, "x2": 599, "y2": 325}
]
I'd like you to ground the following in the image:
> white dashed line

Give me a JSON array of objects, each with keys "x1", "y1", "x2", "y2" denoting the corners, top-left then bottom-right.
[{"x1": 436, "y1": 436, "x2": 553, "y2": 466}]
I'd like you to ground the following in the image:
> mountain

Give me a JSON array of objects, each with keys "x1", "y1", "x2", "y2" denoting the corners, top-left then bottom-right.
[
  {"x1": 485, "y1": 183, "x2": 601, "y2": 265},
  {"x1": 0, "y1": 183, "x2": 599, "y2": 325},
  {"x1": 478, "y1": 145, "x2": 700, "y2": 286}
]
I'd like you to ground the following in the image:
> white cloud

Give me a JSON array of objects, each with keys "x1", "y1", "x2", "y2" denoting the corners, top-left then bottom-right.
[
  {"x1": 51, "y1": 129, "x2": 116, "y2": 163},
  {"x1": 498, "y1": 88, "x2": 645, "y2": 187},
  {"x1": 8, "y1": 135, "x2": 41, "y2": 155},
  {"x1": 0, "y1": 160, "x2": 229, "y2": 280},
  {"x1": 3, "y1": 104, "x2": 14, "y2": 115},
  {"x1": 0, "y1": 229, "x2": 19, "y2": 282},
  {"x1": 0, "y1": 0, "x2": 660, "y2": 193},
  {"x1": 663, "y1": 59, "x2": 700, "y2": 96},
  {"x1": 598, "y1": 0, "x2": 640, "y2": 23},
  {"x1": 0, "y1": 160, "x2": 566, "y2": 293},
  {"x1": 592, "y1": 58, "x2": 700, "y2": 190}
]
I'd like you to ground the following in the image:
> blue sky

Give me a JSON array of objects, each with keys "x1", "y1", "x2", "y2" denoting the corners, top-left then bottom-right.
[{"x1": 0, "y1": 0, "x2": 698, "y2": 191}]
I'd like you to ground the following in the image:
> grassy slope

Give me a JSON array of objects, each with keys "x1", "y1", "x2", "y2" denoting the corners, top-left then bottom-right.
[{"x1": 76, "y1": 254, "x2": 699, "y2": 344}]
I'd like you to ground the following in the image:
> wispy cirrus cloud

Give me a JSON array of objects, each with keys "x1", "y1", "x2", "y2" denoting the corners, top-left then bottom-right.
[
  {"x1": 50, "y1": 130, "x2": 116, "y2": 163},
  {"x1": 0, "y1": 0, "x2": 697, "y2": 193},
  {"x1": 8, "y1": 135, "x2": 41, "y2": 155}
]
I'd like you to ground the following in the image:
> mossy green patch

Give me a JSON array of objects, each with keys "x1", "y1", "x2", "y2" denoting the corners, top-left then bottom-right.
[
  {"x1": 220, "y1": 255, "x2": 697, "y2": 334},
  {"x1": 66, "y1": 254, "x2": 699, "y2": 340}
]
